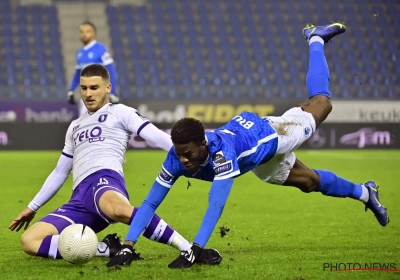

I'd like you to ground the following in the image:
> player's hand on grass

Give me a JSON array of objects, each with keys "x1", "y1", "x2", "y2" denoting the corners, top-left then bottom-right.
[
  {"x1": 197, "y1": 248, "x2": 223, "y2": 265},
  {"x1": 8, "y1": 207, "x2": 36, "y2": 232},
  {"x1": 67, "y1": 91, "x2": 76, "y2": 105},
  {"x1": 106, "y1": 244, "x2": 143, "y2": 267},
  {"x1": 168, "y1": 244, "x2": 202, "y2": 269}
]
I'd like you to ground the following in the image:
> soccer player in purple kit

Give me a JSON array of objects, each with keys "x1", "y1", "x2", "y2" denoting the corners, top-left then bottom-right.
[
  {"x1": 9, "y1": 64, "x2": 221, "y2": 265},
  {"x1": 107, "y1": 23, "x2": 390, "y2": 269}
]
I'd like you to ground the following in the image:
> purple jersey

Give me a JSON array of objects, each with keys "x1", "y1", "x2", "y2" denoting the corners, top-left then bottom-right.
[{"x1": 40, "y1": 169, "x2": 128, "y2": 233}]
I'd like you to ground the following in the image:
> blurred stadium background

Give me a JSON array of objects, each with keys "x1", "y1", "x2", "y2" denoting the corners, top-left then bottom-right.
[
  {"x1": 1, "y1": 2, "x2": 399, "y2": 279},
  {"x1": 0, "y1": 0, "x2": 399, "y2": 150}
]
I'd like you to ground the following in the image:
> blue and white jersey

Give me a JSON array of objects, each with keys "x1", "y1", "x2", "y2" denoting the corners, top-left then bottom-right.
[
  {"x1": 75, "y1": 40, "x2": 113, "y2": 70},
  {"x1": 124, "y1": 112, "x2": 279, "y2": 246},
  {"x1": 69, "y1": 40, "x2": 117, "y2": 94},
  {"x1": 156, "y1": 111, "x2": 279, "y2": 187}
]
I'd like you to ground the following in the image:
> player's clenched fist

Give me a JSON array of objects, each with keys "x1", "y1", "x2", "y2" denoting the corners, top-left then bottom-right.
[{"x1": 106, "y1": 244, "x2": 143, "y2": 267}]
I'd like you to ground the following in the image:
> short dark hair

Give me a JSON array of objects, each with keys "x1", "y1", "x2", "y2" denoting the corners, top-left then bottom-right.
[
  {"x1": 171, "y1": 118, "x2": 205, "y2": 145},
  {"x1": 81, "y1": 64, "x2": 110, "y2": 81},
  {"x1": 81, "y1": 21, "x2": 96, "y2": 33}
]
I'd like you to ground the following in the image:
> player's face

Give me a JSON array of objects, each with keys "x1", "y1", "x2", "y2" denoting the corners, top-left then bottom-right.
[
  {"x1": 80, "y1": 24, "x2": 95, "y2": 45},
  {"x1": 174, "y1": 141, "x2": 208, "y2": 173},
  {"x1": 80, "y1": 76, "x2": 111, "y2": 112}
]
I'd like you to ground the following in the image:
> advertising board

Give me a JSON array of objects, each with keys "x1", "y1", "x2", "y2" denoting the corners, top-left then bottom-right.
[{"x1": 1, "y1": 123, "x2": 398, "y2": 150}]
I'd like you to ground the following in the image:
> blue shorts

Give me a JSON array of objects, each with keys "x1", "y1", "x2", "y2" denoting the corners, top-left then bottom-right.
[{"x1": 39, "y1": 169, "x2": 129, "y2": 233}]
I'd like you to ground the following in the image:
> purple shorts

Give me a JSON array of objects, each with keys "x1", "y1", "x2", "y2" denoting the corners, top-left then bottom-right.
[{"x1": 40, "y1": 169, "x2": 129, "y2": 234}]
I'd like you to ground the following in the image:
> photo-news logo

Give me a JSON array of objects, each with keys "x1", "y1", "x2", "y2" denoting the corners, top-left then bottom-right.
[{"x1": 323, "y1": 262, "x2": 399, "y2": 273}]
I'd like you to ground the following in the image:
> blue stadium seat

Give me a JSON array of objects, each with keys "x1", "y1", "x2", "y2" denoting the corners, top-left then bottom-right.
[
  {"x1": 102, "y1": 0, "x2": 400, "y2": 100},
  {"x1": 0, "y1": 3, "x2": 65, "y2": 100}
]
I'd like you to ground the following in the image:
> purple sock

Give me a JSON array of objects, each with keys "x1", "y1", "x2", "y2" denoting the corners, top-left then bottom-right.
[
  {"x1": 130, "y1": 207, "x2": 191, "y2": 250},
  {"x1": 37, "y1": 236, "x2": 62, "y2": 259},
  {"x1": 142, "y1": 214, "x2": 175, "y2": 244}
]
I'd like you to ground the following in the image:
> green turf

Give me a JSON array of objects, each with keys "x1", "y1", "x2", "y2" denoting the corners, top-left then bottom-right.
[{"x1": 0, "y1": 150, "x2": 399, "y2": 280}]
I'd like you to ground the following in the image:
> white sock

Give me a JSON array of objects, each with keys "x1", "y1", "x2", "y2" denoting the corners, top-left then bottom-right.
[
  {"x1": 96, "y1": 242, "x2": 110, "y2": 257},
  {"x1": 359, "y1": 185, "x2": 369, "y2": 203},
  {"x1": 47, "y1": 236, "x2": 109, "y2": 259},
  {"x1": 309, "y1": 36, "x2": 324, "y2": 45},
  {"x1": 169, "y1": 232, "x2": 192, "y2": 251},
  {"x1": 48, "y1": 235, "x2": 60, "y2": 259}
]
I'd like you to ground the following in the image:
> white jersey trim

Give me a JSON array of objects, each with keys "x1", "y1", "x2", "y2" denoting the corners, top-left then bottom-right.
[
  {"x1": 237, "y1": 133, "x2": 278, "y2": 160},
  {"x1": 214, "y1": 170, "x2": 241, "y2": 180},
  {"x1": 48, "y1": 213, "x2": 75, "y2": 224},
  {"x1": 156, "y1": 177, "x2": 173, "y2": 188}
]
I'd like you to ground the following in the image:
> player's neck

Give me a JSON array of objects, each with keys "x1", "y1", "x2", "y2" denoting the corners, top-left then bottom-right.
[
  {"x1": 83, "y1": 40, "x2": 97, "y2": 49},
  {"x1": 199, "y1": 147, "x2": 209, "y2": 165}
]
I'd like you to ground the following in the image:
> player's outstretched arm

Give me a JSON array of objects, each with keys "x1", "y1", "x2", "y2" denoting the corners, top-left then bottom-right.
[
  {"x1": 107, "y1": 180, "x2": 170, "y2": 267},
  {"x1": 194, "y1": 178, "x2": 234, "y2": 247},
  {"x1": 8, "y1": 154, "x2": 72, "y2": 231},
  {"x1": 139, "y1": 123, "x2": 173, "y2": 151},
  {"x1": 167, "y1": 178, "x2": 234, "y2": 269},
  {"x1": 120, "y1": 106, "x2": 173, "y2": 152},
  {"x1": 127, "y1": 180, "x2": 170, "y2": 243}
]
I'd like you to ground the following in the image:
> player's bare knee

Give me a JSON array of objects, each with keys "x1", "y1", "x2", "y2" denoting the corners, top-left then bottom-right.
[
  {"x1": 20, "y1": 222, "x2": 58, "y2": 256},
  {"x1": 285, "y1": 160, "x2": 320, "y2": 193},
  {"x1": 298, "y1": 179, "x2": 317, "y2": 193},
  {"x1": 21, "y1": 231, "x2": 38, "y2": 256},
  {"x1": 298, "y1": 172, "x2": 320, "y2": 193},
  {"x1": 300, "y1": 95, "x2": 332, "y2": 127},
  {"x1": 321, "y1": 97, "x2": 333, "y2": 116}
]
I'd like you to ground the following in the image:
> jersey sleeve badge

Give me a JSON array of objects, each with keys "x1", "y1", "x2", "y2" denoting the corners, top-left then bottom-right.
[{"x1": 212, "y1": 151, "x2": 226, "y2": 166}]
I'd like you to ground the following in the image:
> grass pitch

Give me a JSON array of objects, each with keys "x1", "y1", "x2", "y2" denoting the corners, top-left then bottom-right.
[{"x1": 0, "y1": 150, "x2": 399, "y2": 280}]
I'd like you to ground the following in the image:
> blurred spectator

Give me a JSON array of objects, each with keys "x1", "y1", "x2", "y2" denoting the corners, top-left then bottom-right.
[{"x1": 67, "y1": 21, "x2": 119, "y2": 116}]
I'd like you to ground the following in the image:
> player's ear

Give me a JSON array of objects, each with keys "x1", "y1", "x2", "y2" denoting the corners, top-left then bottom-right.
[
  {"x1": 106, "y1": 82, "x2": 112, "y2": 93},
  {"x1": 201, "y1": 140, "x2": 207, "y2": 147}
]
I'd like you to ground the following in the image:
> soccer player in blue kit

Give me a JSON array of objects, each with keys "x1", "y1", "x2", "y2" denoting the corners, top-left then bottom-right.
[
  {"x1": 107, "y1": 23, "x2": 390, "y2": 269},
  {"x1": 67, "y1": 21, "x2": 119, "y2": 116}
]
